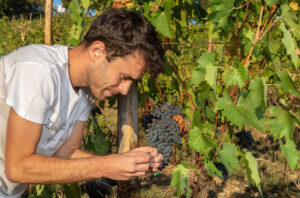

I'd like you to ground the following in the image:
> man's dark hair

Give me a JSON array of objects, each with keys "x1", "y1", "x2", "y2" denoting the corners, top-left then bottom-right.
[{"x1": 83, "y1": 9, "x2": 165, "y2": 76}]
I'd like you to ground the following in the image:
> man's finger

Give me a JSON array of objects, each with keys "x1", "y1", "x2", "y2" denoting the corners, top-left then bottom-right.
[
  {"x1": 134, "y1": 163, "x2": 150, "y2": 172},
  {"x1": 150, "y1": 153, "x2": 163, "y2": 163},
  {"x1": 132, "y1": 146, "x2": 156, "y2": 153},
  {"x1": 130, "y1": 171, "x2": 147, "y2": 177}
]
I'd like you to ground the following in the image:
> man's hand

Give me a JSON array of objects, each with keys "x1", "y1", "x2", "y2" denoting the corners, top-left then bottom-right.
[
  {"x1": 100, "y1": 151, "x2": 151, "y2": 180},
  {"x1": 100, "y1": 147, "x2": 163, "y2": 181},
  {"x1": 130, "y1": 146, "x2": 163, "y2": 172}
]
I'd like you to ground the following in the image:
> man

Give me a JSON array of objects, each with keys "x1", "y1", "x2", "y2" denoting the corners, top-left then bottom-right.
[{"x1": 0, "y1": 9, "x2": 165, "y2": 197}]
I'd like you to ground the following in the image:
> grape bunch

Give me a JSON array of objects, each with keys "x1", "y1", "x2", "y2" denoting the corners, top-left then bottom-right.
[
  {"x1": 142, "y1": 103, "x2": 182, "y2": 169},
  {"x1": 235, "y1": 131, "x2": 255, "y2": 150}
]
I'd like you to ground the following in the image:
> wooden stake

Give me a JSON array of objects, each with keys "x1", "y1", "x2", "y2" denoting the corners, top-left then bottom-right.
[
  {"x1": 30, "y1": 13, "x2": 32, "y2": 22},
  {"x1": 117, "y1": 81, "x2": 140, "y2": 198},
  {"x1": 117, "y1": 81, "x2": 138, "y2": 153},
  {"x1": 44, "y1": 0, "x2": 53, "y2": 45}
]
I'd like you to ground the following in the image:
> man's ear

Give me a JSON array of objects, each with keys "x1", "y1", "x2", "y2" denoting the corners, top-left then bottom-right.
[{"x1": 90, "y1": 41, "x2": 106, "y2": 61}]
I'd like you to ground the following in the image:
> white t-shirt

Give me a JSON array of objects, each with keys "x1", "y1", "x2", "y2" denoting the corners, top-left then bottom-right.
[{"x1": 0, "y1": 44, "x2": 92, "y2": 197}]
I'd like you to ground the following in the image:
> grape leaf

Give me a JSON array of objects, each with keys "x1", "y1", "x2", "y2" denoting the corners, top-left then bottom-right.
[
  {"x1": 217, "y1": 142, "x2": 239, "y2": 175},
  {"x1": 192, "y1": 111, "x2": 202, "y2": 128},
  {"x1": 206, "y1": 161, "x2": 223, "y2": 178},
  {"x1": 208, "y1": 0, "x2": 235, "y2": 28},
  {"x1": 279, "y1": 23, "x2": 299, "y2": 69},
  {"x1": 265, "y1": 0, "x2": 279, "y2": 6},
  {"x1": 171, "y1": 164, "x2": 191, "y2": 197},
  {"x1": 278, "y1": 71, "x2": 300, "y2": 97},
  {"x1": 244, "y1": 152, "x2": 262, "y2": 195},
  {"x1": 249, "y1": 77, "x2": 267, "y2": 109},
  {"x1": 151, "y1": 12, "x2": 175, "y2": 39},
  {"x1": 225, "y1": 64, "x2": 248, "y2": 88},
  {"x1": 216, "y1": 93, "x2": 243, "y2": 127},
  {"x1": 193, "y1": 52, "x2": 218, "y2": 92},
  {"x1": 205, "y1": 64, "x2": 218, "y2": 93},
  {"x1": 268, "y1": 106, "x2": 298, "y2": 141},
  {"x1": 191, "y1": 67, "x2": 205, "y2": 85},
  {"x1": 81, "y1": 0, "x2": 90, "y2": 11},
  {"x1": 281, "y1": 4, "x2": 300, "y2": 39},
  {"x1": 217, "y1": 94, "x2": 265, "y2": 130},
  {"x1": 237, "y1": 97, "x2": 265, "y2": 131},
  {"x1": 197, "y1": 52, "x2": 216, "y2": 67},
  {"x1": 280, "y1": 139, "x2": 300, "y2": 171},
  {"x1": 188, "y1": 127, "x2": 217, "y2": 155}
]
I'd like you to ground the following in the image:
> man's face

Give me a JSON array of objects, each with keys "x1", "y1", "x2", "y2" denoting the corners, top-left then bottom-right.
[{"x1": 86, "y1": 50, "x2": 146, "y2": 100}]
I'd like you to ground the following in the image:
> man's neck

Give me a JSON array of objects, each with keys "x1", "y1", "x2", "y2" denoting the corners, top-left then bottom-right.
[{"x1": 68, "y1": 44, "x2": 89, "y2": 89}]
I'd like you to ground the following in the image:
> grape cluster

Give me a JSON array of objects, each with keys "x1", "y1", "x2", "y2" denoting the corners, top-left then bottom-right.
[
  {"x1": 235, "y1": 131, "x2": 255, "y2": 150},
  {"x1": 142, "y1": 103, "x2": 182, "y2": 169},
  {"x1": 80, "y1": 178, "x2": 117, "y2": 198}
]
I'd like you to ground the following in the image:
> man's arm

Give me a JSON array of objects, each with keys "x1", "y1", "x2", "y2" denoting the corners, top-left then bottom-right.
[
  {"x1": 5, "y1": 108, "x2": 152, "y2": 184},
  {"x1": 53, "y1": 120, "x2": 96, "y2": 159}
]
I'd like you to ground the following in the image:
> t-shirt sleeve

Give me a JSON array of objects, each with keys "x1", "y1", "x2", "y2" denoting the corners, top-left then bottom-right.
[
  {"x1": 5, "y1": 63, "x2": 55, "y2": 124},
  {"x1": 78, "y1": 95, "x2": 92, "y2": 121}
]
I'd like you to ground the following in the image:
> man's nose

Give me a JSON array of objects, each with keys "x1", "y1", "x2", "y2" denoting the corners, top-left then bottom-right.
[{"x1": 118, "y1": 80, "x2": 133, "y2": 95}]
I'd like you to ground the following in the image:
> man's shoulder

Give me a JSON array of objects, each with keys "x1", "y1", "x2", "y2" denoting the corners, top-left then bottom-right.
[{"x1": 5, "y1": 44, "x2": 69, "y2": 67}]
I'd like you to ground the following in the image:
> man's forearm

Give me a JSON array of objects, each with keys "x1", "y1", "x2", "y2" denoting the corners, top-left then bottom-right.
[
  {"x1": 70, "y1": 149, "x2": 97, "y2": 159},
  {"x1": 7, "y1": 153, "x2": 107, "y2": 184}
]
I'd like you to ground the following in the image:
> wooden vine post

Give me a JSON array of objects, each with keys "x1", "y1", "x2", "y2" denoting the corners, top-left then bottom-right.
[
  {"x1": 44, "y1": 0, "x2": 53, "y2": 45},
  {"x1": 117, "y1": 81, "x2": 139, "y2": 197}
]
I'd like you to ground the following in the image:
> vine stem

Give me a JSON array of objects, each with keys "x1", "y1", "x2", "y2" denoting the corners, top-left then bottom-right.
[
  {"x1": 258, "y1": 3, "x2": 279, "y2": 39},
  {"x1": 154, "y1": 0, "x2": 163, "y2": 12},
  {"x1": 243, "y1": 4, "x2": 264, "y2": 67},
  {"x1": 259, "y1": 17, "x2": 280, "y2": 41},
  {"x1": 257, "y1": 158, "x2": 300, "y2": 190},
  {"x1": 166, "y1": 50, "x2": 195, "y2": 112},
  {"x1": 234, "y1": 0, "x2": 255, "y2": 10},
  {"x1": 212, "y1": 126, "x2": 228, "y2": 162}
]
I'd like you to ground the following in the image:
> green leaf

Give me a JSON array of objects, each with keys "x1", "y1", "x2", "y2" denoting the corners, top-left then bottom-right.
[
  {"x1": 188, "y1": 127, "x2": 217, "y2": 154},
  {"x1": 208, "y1": 0, "x2": 235, "y2": 28},
  {"x1": 171, "y1": 164, "x2": 191, "y2": 197},
  {"x1": 225, "y1": 64, "x2": 248, "y2": 88},
  {"x1": 206, "y1": 160, "x2": 223, "y2": 178},
  {"x1": 94, "y1": 135, "x2": 111, "y2": 155},
  {"x1": 205, "y1": 63, "x2": 218, "y2": 93},
  {"x1": 63, "y1": 183, "x2": 81, "y2": 198},
  {"x1": 237, "y1": 97, "x2": 265, "y2": 131},
  {"x1": 281, "y1": 4, "x2": 300, "y2": 39},
  {"x1": 249, "y1": 77, "x2": 267, "y2": 109},
  {"x1": 280, "y1": 139, "x2": 300, "y2": 171},
  {"x1": 191, "y1": 67, "x2": 205, "y2": 85},
  {"x1": 197, "y1": 52, "x2": 216, "y2": 69},
  {"x1": 216, "y1": 93, "x2": 243, "y2": 127},
  {"x1": 151, "y1": 12, "x2": 175, "y2": 39},
  {"x1": 278, "y1": 71, "x2": 300, "y2": 97},
  {"x1": 217, "y1": 94, "x2": 265, "y2": 131},
  {"x1": 268, "y1": 106, "x2": 298, "y2": 141},
  {"x1": 244, "y1": 152, "x2": 262, "y2": 195},
  {"x1": 36, "y1": 185, "x2": 45, "y2": 196},
  {"x1": 192, "y1": 111, "x2": 202, "y2": 128},
  {"x1": 217, "y1": 142, "x2": 239, "y2": 175},
  {"x1": 81, "y1": 0, "x2": 90, "y2": 11},
  {"x1": 279, "y1": 23, "x2": 299, "y2": 69},
  {"x1": 194, "y1": 52, "x2": 218, "y2": 92}
]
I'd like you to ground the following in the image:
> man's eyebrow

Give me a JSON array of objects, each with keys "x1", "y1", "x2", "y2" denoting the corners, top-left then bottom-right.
[{"x1": 123, "y1": 74, "x2": 143, "y2": 81}]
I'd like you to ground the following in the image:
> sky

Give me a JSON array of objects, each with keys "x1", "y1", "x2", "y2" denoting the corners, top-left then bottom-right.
[{"x1": 53, "y1": 0, "x2": 63, "y2": 8}]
